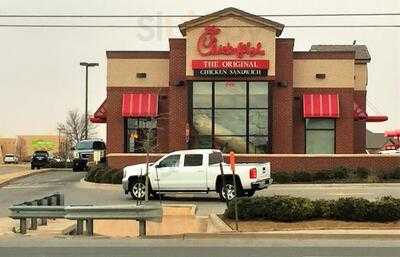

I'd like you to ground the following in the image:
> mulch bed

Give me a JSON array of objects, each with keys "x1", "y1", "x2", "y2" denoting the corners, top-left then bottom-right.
[{"x1": 222, "y1": 217, "x2": 400, "y2": 232}]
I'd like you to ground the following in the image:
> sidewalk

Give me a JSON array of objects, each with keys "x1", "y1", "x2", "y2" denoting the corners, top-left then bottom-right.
[{"x1": 0, "y1": 167, "x2": 51, "y2": 187}]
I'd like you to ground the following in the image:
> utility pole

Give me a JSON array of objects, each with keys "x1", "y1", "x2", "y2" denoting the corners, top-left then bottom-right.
[{"x1": 79, "y1": 62, "x2": 99, "y2": 140}]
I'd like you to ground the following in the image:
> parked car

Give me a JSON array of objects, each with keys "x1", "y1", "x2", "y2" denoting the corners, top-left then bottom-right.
[
  {"x1": 72, "y1": 139, "x2": 106, "y2": 172},
  {"x1": 122, "y1": 149, "x2": 272, "y2": 201},
  {"x1": 3, "y1": 154, "x2": 18, "y2": 164},
  {"x1": 31, "y1": 151, "x2": 50, "y2": 169}
]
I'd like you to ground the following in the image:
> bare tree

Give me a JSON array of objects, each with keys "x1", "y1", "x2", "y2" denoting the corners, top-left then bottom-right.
[{"x1": 57, "y1": 110, "x2": 97, "y2": 147}]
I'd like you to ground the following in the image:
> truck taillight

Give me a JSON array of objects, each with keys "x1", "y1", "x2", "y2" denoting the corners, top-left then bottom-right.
[{"x1": 249, "y1": 168, "x2": 257, "y2": 179}]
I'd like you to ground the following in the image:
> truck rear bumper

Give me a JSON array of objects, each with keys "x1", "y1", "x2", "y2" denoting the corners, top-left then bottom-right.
[{"x1": 251, "y1": 178, "x2": 273, "y2": 190}]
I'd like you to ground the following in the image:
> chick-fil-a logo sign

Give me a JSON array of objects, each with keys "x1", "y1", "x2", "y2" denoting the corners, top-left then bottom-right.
[{"x1": 197, "y1": 26, "x2": 266, "y2": 59}]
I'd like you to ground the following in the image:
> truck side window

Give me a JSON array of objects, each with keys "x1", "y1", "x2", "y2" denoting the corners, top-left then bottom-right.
[
  {"x1": 158, "y1": 155, "x2": 180, "y2": 168},
  {"x1": 209, "y1": 152, "x2": 223, "y2": 165},
  {"x1": 184, "y1": 154, "x2": 203, "y2": 167}
]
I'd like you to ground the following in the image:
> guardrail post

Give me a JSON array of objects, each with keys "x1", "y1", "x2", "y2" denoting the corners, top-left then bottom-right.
[
  {"x1": 58, "y1": 193, "x2": 65, "y2": 206},
  {"x1": 29, "y1": 201, "x2": 38, "y2": 230},
  {"x1": 86, "y1": 219, "x2": 93, "y2": 236},
  {"x1": 20, "y1": 218, "x2": 27, "y2": 234},
  {"x1": 138, "y1": 220, "x2": 146, "y2": 238},
  {"x1": 76, "y1": 220, "x2": 84, "y2": 235},
  {"x1": 39, "y1": 199, "x2": 48, "y2": 225},
  {"x1": 55, "y1": 193, "x2": 64, "y2": 206}
]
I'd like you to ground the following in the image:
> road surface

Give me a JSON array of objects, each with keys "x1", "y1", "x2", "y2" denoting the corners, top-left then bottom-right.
[
  {"x1": 0, "y1": 237, "x2": 399, "y2": 257},
  {"x1": 1, "y1": 170, "x2": 400, "y2": 216}
]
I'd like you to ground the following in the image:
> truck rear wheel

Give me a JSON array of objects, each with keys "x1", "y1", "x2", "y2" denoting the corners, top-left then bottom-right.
[{"x1": 219, "y1": 180, "x2": 243, "y2": 201}]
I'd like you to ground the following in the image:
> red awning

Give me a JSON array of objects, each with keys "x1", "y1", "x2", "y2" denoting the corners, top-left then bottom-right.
[
  {"x1": 90, "y1": 99, "x2": 107, "y2": 123},
  {"x1": 385, "y1": 130, "x2": 400, "y2": 137},
  {"x1": 353, "y1": 102, "x2": 388, "y2": 122},
  {"x1": 303, "y1": 94, "x2": 339, "y2": 118},
  {"x1": 122, "y1": 93, "x2": 158, "y2": 118}
]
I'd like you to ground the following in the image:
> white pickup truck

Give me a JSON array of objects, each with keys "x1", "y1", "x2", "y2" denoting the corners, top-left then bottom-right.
[{"x1": 122, "y1": 149, "x2": 272, "y2": 201}]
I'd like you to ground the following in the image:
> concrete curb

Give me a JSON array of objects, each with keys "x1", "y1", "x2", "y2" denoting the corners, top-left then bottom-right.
[
  {"x1": 145, "y1": 230, "x2": 400, "y2": 240},
  {"x1": 0, "y1": 169, "x2": 53, "y2": 188},
  {"x1": 207, "y1": 214, "x2": 232, "y2": 233},
  {"x1": 78, "y1": 178, "x2": 121, "y2": 190}
]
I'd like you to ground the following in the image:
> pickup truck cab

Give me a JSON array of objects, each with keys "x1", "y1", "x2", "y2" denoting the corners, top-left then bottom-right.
[{"x1": 122, "y1": 149, "x2": 272, "y2": 201}]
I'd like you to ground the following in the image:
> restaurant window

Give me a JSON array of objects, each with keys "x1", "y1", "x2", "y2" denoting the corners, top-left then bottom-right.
[
  {"x1": 190, "y1": 81, "x2": 270, "y2": 153},
  {"x1": 305, "y1": 119, "x2": 335, "y2": 154},
  {"x1": 125, "y1": 118, "x2": 157, "y2": 153}
]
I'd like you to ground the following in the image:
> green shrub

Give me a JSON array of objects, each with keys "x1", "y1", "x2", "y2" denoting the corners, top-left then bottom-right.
[
  {"x1": 272, "y1": 196, "x2": 315, "y2": 221},
  {"x1": 272, "y1": 172, "x2": 292, "y2": 184},
  {"x1": 111, "y1": 170, "x2": 123, "y2": 184},
  {"x1": 85, "y1": 164, "x2": 122, "y2": 184},
  {"x1": 331, "y1": 166, "x2": 350, "y2": 180},
  {"x1": 313, "y1": 199, "x2": 334, "y2": 218},
  {"x1": 355, "y1": 167, "x2": 370, "y2": 179},
  {"x1": 223, "y1": 196, "x2": 400, "y2": 222},
  {"x1": 382, "y1": 167, "x2": 400, "y2": 180},
  {"x1": 330, "y1": 197, "x2": 373, "y2": 221},
  {"x1": 227, "y1": 196, "x2": 314, "y2": 222},
  {"x1": 100, "y1": 170, "x2": 114, "y2": 184},
  {"x1": 292, "y1": 171, "x2": 313, "y2": 183},
  {"x1": 370, "y1": 196, "x2": 400, "y2": 221},
  {"x1": 312, "y1": 170, "x2": 331, "y2": 181}
]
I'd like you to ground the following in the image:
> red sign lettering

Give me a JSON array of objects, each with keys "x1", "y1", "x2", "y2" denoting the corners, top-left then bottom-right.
[{"x1": 197, "y1": 26, "x2": 266, "y2": 59}]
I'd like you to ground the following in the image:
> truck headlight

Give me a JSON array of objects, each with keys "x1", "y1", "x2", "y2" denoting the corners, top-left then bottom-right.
[
  {"x1": 123, "y1": 168, "x2": 127, "y2": 178},
  {"x1": 73, "y1": 151, "x2": 79, "y2": 159}
]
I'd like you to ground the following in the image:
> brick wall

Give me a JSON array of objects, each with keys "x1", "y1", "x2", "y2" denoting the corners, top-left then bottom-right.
[
  {"x1": 272, "y1": 39, "x2": 294, "y2": 153},
  {"x1": 168, "y1": 38, "x2": 188, "y2": 151},
  {"x1": 107, "y1": 153, "x2": 400, "y2": 172},
  {"x1": 354, "y1": 90, "x2": 367, "y2": 153}
]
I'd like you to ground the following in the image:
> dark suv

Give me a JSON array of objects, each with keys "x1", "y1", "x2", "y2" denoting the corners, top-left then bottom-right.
[
  {"x1": 31, "y1": 150, "x2": 49, "y2": 169},
  {"x1": 72, "y1": 139, "x2": 106, "y2": 171}
]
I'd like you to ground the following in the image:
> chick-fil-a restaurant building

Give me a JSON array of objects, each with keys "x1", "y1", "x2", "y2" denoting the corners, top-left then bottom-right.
[{"x1": 91, "y1": 7, "x2": 397, "y2": 171}]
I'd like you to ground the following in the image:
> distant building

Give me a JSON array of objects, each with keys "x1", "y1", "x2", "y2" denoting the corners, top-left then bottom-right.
[
  {"x1": 366, "y1": 129, "x2": 387, "y2": 153},
  {"x1": 0, "y1": 138, "x2": 17, "y2": 163},
  {"x1": 0, "y1": 135, "x2": 61, "y2": 162}
]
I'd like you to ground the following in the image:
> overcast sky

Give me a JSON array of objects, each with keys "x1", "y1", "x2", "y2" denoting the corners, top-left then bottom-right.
[{"x1": 0, "y1": 0, "x2": 399, "y2": 140}]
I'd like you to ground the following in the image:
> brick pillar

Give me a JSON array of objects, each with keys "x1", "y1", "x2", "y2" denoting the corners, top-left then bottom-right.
[
  {"x1": 168, "y1": 38, "x2": 187, "y2": 151},
  {"x1": 353, "y1": 90, "x2": 367, "y2": 153},
  {"x1": 272, "y1": 39, "x2": 294, "y2": 153},
  {"x1": 106, "y1": 87, "x2": 125, "y2": 154}
]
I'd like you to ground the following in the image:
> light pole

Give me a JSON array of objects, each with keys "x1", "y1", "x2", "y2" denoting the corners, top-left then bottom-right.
[{"x1": 80, "y1": 62, "x2": 99, "y2": 140}]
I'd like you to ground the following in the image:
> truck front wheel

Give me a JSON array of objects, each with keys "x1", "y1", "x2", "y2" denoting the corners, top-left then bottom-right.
[
  {"x1": 219, "y1": 180, "x2": 243, "y2": 201},
  {"x1": 129, "y1": 178, "x2": 149, "y2": 200}
]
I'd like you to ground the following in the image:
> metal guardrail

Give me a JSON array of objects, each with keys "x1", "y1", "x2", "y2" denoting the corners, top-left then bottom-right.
[
  {"x1": 9, "y1": 193, "x2": 163, "y2": 237},
  {"x1": 9, "y1": 193, "x2": 64, "y2": 234}
]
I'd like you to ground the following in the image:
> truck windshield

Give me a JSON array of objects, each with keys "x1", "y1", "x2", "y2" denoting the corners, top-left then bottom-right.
[
  {"x1": 34, "y1": 151, "x2": 48, "y2": 157},
  {"x1": 76, "y1": 141, "x2": 93, "y2": 150}
]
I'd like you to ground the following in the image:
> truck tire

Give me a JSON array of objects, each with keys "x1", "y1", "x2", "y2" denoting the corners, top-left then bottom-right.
[
  {"x1": 129, "y1": 178, "x2": 150, "y2": 200},
  {"x1": 219, "y1": 179, "x2": 243, "y2": 201}
]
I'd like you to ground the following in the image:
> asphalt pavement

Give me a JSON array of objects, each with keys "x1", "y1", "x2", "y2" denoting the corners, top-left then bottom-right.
[
  {"x1": 2, "y1": 170, "x2": 400, "y2": 217},
  {"x1": 0, "y1": 237, "x2": 399, "y2": 257}
]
